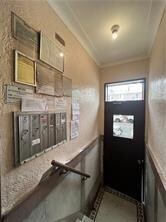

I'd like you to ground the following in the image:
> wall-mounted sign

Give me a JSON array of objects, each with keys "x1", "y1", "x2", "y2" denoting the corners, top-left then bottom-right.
[
  {"x1": 15, "y1": 50, "x2": 36, "y2": 86},
  {"x1": 55, "y1": 97, "x2": 67, "y2": 110},
  {"x1": 40, "y1": 32, "x2": 64, "y2": 72},
  {"x1": 12, "y1": 12, "x2": 39, "y2": 48},
  {"x1": 36, "y1": 62, "x2": 63, "y2": 96},
  {"x1": 63, "y1": 76, "x2": 72, "y2": 97},
  {"x1": 54, "y1": 70, "x2": 63, "y2": 97},
  {"x1": 36, "y1": 63, "x2": 55, "y2": 96},
  {"x1": 6, "y1": 85, "x2": 34, "y2": 103}
]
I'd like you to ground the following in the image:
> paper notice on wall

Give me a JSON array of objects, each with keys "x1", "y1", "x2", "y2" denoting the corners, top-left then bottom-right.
[
  {"x1": 71, "y1": 120, "x2": 79, "y2": 139},
  {"x1": 21, "y1": 98, "x2": 48, "y2": 112},
  {"x1": 72, "y1": 89, "x2": 80, "y2": 103},
  {"x1": 55, "y1": 97, "x2": 67, "y2": 110},
  {"x1": 71, "y1": 89, "x2": 80, "y2": 121},
  {"x1": 46, "y1": 97, "x2": 55, "y2": 111},
  {"x1": 71, "y1": 89, "x2": 80, "y2": 139},
  {"x1": 72, "y1": 97, "x2": 80, "y2": 120}
]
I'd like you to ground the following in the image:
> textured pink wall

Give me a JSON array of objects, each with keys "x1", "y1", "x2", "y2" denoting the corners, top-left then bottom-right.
[
  {"x1": 100, "y1": 59, "x2": 149, "y2": 134},
  {"x1": 148, "y1": 8, "x2": 166, "y2": 189},
  {"x1": 0, "y1": 0, "x2": 100, "y2": 214}
]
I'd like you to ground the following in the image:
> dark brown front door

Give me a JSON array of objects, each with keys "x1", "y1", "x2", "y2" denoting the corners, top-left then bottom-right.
[{"x1": 104, "y1": 79, "x2": 145, "y2": 201}]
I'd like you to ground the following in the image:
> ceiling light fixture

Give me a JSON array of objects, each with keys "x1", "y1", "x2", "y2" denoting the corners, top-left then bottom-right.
[{"x1": 111, "y1": 25, "x2": 120, "y2": 40}]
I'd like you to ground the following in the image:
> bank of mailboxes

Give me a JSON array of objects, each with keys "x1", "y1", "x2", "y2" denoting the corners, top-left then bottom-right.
[{"x1": 14, "y1": 112, "x2": 67, "y2": 165}]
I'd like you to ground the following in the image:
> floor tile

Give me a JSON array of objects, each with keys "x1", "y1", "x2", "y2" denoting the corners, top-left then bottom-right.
[{"x1": 95, "y1": 191, "x2": 137, "y2": 222}]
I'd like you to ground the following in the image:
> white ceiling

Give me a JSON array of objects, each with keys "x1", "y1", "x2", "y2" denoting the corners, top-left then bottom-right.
[{"x1": 48, "y1": 0, "x2": 165, "y2": 67}]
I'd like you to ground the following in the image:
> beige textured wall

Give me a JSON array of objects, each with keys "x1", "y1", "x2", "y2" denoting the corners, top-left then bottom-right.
[
  {"x1": 100, "y1": 59, "x2": 149, "y2": 134},
  {"x1": 0, "y1": 0, "x2": 100, "y2": 214},
  {"x1": 148, "y1": 8, "x2": 166, "y2": 188}
]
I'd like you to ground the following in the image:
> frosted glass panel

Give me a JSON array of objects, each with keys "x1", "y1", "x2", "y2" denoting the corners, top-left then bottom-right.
[
  {"x1": 105, "y1": 80, "x2": 144, "y2": 101},
  {"x1": 113, "y1": 115, "x2": 134, "y2": 139}
]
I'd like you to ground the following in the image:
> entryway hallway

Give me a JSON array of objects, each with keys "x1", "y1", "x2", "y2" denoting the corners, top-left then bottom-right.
[{"x1": 1, "y1": 1, "x2": 166, "y2": 222}]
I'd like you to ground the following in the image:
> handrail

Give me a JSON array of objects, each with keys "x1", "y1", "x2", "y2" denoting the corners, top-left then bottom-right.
[{"x1": 51, "y1": 160, "x2": 90, "y2": 179}]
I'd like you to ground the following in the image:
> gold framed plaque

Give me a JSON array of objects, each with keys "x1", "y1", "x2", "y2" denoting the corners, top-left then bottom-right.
[{"x1": 15, "y1": 50, "x2": 36, "y2": 86}]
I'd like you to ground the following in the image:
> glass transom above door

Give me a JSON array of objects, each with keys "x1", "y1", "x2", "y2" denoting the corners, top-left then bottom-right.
[
  {"x1": 113, "y1": 115, "x2": 134, "y2": 139},
  {"x1": 105, "y1": 79, "x2": 144, "y2": 102}
]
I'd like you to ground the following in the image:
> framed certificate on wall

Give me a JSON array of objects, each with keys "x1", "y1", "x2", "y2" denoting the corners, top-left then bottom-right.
[
  {"x1": 15, "y1": 50, "x2": 36, "y2": 86},
  {"x1": 12, "y1": 12, "x2": 39, "y2": 49},
  {"x1": 63, "y1": 76, "x2": 72, "y2": 97},
  {"x1": 40, "y1": 32, "x2": 64, "y2": 73},
  {"x1": 36, "y1": 62, "x2": 63, "y2": 97}
]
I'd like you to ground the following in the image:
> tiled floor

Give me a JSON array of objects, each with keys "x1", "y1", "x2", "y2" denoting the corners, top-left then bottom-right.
[{"x1": 95, "y1": 191, "x2": 137, "y2": 222}]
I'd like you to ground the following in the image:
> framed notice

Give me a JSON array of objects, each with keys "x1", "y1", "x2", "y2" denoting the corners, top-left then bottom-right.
[
  {"x1": 12, "y1": 12, "x2": 39, "y2": 48},
  {"x1": 63, "y1": 76, "x2": 72, "y2": 97},
  {"x1": 36, "y1": 62, "x2": 63, "y2": 96},
  {"x1": 54, "y1": 71, "x2": 63, "y2": 97},
  {"x1": 36, "y1": 63, "x2": 55, "y2": 96},
  {"x1": 40, "y1": 32, "x2": 64, "y2": 72},
  {"x1": 15, "y1": 50, "x2": 36, "y2": 86}
]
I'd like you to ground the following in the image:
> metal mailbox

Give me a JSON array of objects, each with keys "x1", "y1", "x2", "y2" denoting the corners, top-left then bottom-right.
[{"x1": 14, "y1": 111, "x2": 67, "y2": 165}]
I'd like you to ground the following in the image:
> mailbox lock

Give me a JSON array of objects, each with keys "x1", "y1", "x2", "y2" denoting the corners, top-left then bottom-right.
[{"x1": 21, "y1": 130, "x2": 29, "y2": 140}]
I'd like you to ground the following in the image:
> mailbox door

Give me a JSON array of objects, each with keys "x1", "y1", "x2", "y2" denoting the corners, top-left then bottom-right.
[
  {"x1": 40, "y1": 114, "x2": 49, "y2": 150},
  {"x1": 55, "y1": 113, "x2": 61, "y2": 144},
  {"x1": 31, "y1": 114, "x2": 41, "y2": 155},
  {"x1": 61, "y1": 113, "x2": 67, "y2": 141},
  {"x1": 19, "y1": 115, "x2": 31, "y2": 162},
  {"x1": 49, "y1": 113, "x2": 55, "y2": 147}
]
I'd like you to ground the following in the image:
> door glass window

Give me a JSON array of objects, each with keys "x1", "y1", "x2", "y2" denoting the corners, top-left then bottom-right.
[
  {"x1": 105, "y1": 80, "x2": 144, "y2": 101},
  {"x1": 113, "y1": 115, "x2": 134, "y2": 139}
]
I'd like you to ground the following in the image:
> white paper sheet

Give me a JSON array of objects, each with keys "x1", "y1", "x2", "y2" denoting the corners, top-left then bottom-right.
[
  {"x1": 21, "y1": 98, "x2": 47, "y2": 112},
  {"x1": 70, "y1": 120, "x2": 79, "y2": 139}
]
